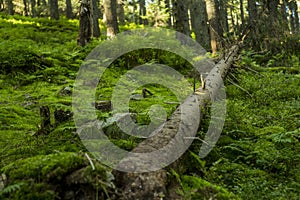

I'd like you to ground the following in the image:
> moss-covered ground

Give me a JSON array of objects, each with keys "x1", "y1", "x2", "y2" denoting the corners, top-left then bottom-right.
[{"x1": 0, "y1": 14, "x2": 299, "y2": 199}]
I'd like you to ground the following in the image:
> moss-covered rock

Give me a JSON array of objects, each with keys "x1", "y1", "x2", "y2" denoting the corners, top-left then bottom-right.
[{"x1": 0, "y1": 153, "x2": 115, "y2": 200}]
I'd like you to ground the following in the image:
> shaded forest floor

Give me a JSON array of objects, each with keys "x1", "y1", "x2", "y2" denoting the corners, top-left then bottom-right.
[{"x1": 0, "y1": 14, "x2": 300, "y2": 199}]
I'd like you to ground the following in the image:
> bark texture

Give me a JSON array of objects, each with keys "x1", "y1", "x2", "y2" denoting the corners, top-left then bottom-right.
[
  {"x1": 117, "y1": 0, "x2": 125, "y2": 25},
  {"x1": 173, "y1": 0, "x2": 190, "y2": 36},
  {"x1": 78, "y1": 0, "x2": 91, "y2": 46},
  {"x1": 49, "y1": 0, "x2": 59, "y2": 20},
  {"x1": 114, "y1": 44, "x2": 241, "y2": 199},
  {"x1": 66, "y1": 0, "x2": 73, "y2": 19},
  {"x1": 190, "y1": 0, "x2": 210, "y2": 49},
  {"x1": 104, "y1": 0, "x2": 119, "y2": 38},
  {"x1": 205, "y1": 0, "x2": 220, "y2": 53}
]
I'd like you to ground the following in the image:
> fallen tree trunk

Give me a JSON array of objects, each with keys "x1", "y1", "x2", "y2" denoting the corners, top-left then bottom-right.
[{"x1": 114, "y1": 44, "x2": 240, "y2": 199}]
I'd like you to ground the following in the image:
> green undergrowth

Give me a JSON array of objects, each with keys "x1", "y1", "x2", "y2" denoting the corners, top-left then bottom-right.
[
  {"x1": 0, "y1": 14, "x2": 300, "y2": 199},
  {"x1": 184, "y1": 50, "x2": 300, "y2": 199}
]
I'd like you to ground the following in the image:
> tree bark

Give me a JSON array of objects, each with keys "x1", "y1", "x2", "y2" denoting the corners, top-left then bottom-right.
[
  {"x1": 30, "y1": 0, "x2": 36, "y2": 17},
  {"x1": 205, "y1": 0, "x2": 221, "y2": 53},
  {"x1": 117, "y1": 0, "x2": 125, "y2": 25},
  {"x1": 78, "y1": 0, "x2": 91, "y2": 46},
  {"x1": 289, "y1": 0, "x2": 299, "y2": 33},
  {"x1": 164, "y1": 0, "x2": 172, "y2": 27},
  {"x1": 190, "y1": 0, "x2": 210, "y2": 49},
  {"x1": 66, "y1": 0, "x2": 73, "y2": 19},
  {"x1": 139, "y1": 0, "x2": 147, "y2": 25},
  {"x1": 23, "y1": 0, "x2": 29, "y2": 16},
  {"x1": 6, "y1": 0, "x2": 14, "y2": 15},
  {"x1": 49, "y1": 0, "x2": 59, "y2": 20},
  {"x1": 280, "y1": 0, "x2": 289, "y2": 31},
  {"x1": 247, "y1": 0, "x2": 257, "y2": 25},
  {"x1": 239, "y1": 0, "x2": 245, "y2": 27},
  {"x1": 289, "y1": 1, "x2": 296, "y2": 33},
  {"x1": 114, "y1": 44, "x2": 241, "y2": 199},
  {"x1": 173, "y1": 0, "x2": 191, "y2": 36},
  {"x1": 219, "y1": 0, "x2": 229, "y2": 33},
  {"x1": 247, "y1": 0, "x2": 257, "y2": 47},
  {"x1": 90, "y1": 0, "x2": 101, "y2": 37},
  {"x1": 104, "y1": 0, "x2": 119, "y2": 38}
]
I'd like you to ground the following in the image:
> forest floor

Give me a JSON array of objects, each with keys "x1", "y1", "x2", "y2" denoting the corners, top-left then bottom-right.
[{"x1": 0, "y1": 14, "x2": 300, "y2": 199}]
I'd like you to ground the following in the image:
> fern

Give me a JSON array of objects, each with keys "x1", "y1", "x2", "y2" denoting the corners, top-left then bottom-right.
[{"x1": 0, "y1": 182, "x2": 24, "y2": 196}]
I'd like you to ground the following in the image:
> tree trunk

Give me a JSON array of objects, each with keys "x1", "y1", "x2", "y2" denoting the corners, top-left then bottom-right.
[
  {"x1": 247, "y1": 0, "x2": 257, "y2": 26},
  {"x1": 165, "y1": 0, "x2": 172, "y2": 27},
  {"x1": 114, "y1": 44, "x2": 241, "y2": 199},
  {"x1": 280, "y1": 0, "x2": 289, "y2": 31},
  {"x1": 206, "y1": 0, "x2": 221, "y2": 53},
  {"x1": 289, "y1": 0, "x2": 299, "y2": 33},
  {"x1": 30, "y1": 0, "x2": 36, "y2": 17},
  {"x1": 190, "y1": 0, "x2": 210, "y2": 49},
  {"x1": 139, "y1": 0, "x2": 147, "y2": 25},
  {"x1": 219, "y1": 0, "x2": 229, "y2": 33},
  {"x1": 66, "y1": 0, "x2": 73, "y2": 19},
  {"x1": 268, "y1": 0, "x2": 279, "y2": 28},
  {"x1": 229, "y1": 0, "x2": 237, "y2": 34},
  {"x1": 117, "y1": 0, "x2": 125, "y2": 25},
  {"x1": 6, "y1": 0, "x2": 14, "y2": 14},
  {"x1": 78, "y1": 0, "x2": 91, "y2": 46},
  {"x1": 239, "y1": 0, "x2": 245, "y2": 27},
  {"x1": 104, "y1": 0, "x2": 119, "y2": 38},
  {"x1": 0, "y1": 0, "x2": 3, "y2": 12},
  {"x1": 173, "y1": 0, "x2": 190, "y2": 36},
  {"x1": 49, "y1": 0, "x2": 59, "y2": 20},
  {"x1": 214, "y1": 0, "x2": 224, "y2": 40},
  {"x1": 247, "y1": 0, "x2": 257, "y2": 47},
  {"x1": 90, "y1": 0, "x2": 101, "y2": 37},
  {"x1": 23, "y1": 0, "x2": 29, "y2": 16}
]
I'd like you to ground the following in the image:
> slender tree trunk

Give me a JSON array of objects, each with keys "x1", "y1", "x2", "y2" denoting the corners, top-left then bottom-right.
[
  {"x1": 219, "y1": 0, "x2": 228, "y2": 33},
  {"x1": 165, "y1": 0, "x2": 172, "y2": 27},
  {"x1": 289, "y1": 0, "x2": 299, "y2": 33},
  {"x1": 190, "y1": 0, "x2": 210, "y2": 49},
  {"x1": 117, "y1": 0, "x2": 125, "y2": 25},
  {"x1": 23, "y1": 0, "x2": 28, "y2": 16},
  {"x1": 139, "y1": 0, "x2": 147, "y2": 25},
  {"x1": 30, "y1": 0, "x2": 36, "y2": 17},
  {"x1": 239, "y1": 0, "x2": 245, "y2": 27},
  {"x1": 247, "y1": 0, "x2": 257, "y2": 47},
  {"x1": 6, "y1": 0, "x2": 14, "y2": 15},
  {"x1": 280, "y1": 0, "x2": 289, "y2": 30},
  {"x1": 214, "y1": 0, "x2": 224, "y2": 39},
  {"x1": 229, "y1": 0, "x2": 237, "y2": 34},
  {"x1": 78, "y1": 0, "x2": 91, "y2": 46},
  {"x1": 90, "y1": 0, "x2": 101, "y2": 37},
  {"x1": 173, "y1": 0, "x2": 190, "y2": 36},
  {"x1": 66, "y1": 0, "x2": 73, "y2": 19},
  {"x1": 206, "y1": 0, "x2": 221, "y2": 53},
  {"x1": 0, "y1": 0, "x2": 3, "y2": 12},
  {"x1": 49, "y1": 0, "x2": 59, "y2": 20},
  {"x1": 247, "y1": 0, "x2": 257, "y2": 26},
  {"x1": 268, "y1": 0, "x2": 279, "y2": 22},
  {"x1": 104, "y1": 0, "x2": 119, "y2": 37}
]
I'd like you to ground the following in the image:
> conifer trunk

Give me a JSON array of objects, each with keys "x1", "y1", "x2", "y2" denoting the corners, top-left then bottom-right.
[{"x1": 114, "y1": 44, "x2": 241, "y2": 199}]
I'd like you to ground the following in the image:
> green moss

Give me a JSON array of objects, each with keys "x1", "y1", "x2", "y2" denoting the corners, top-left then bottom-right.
[
  {"x1": 2, "y1": 152, "x2": 85, "y2": 181},
  {"x1": 182, "y1": 175, "x2": 240, "y2": 200}
]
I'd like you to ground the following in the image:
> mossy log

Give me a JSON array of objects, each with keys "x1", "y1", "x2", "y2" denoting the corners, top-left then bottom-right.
[{"x1": 113, "y1": 45, "x2": 240, "y2": 199}]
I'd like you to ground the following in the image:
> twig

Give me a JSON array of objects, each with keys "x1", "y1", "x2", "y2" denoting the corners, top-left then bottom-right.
[
  {"x1": 242, "y1": 65, "x2": 264, "y2": 76},
  {"x1": 228, "y1": 72, "x2": 240, "y2": 83},
  {"x1": 227, "y1": 78, "x2": 253, "y2": 98},
  {"x1": 201, "y1": 74, "x2": 206, "y2": 89},
  {"x1": 142, "y1": 88, "x2": 153, "y2": 98},
  {"x1": 184, "y1": 137, "x2": 210, "y2": 146},
  {"x1": 85, "y1": 153, "x2": 95, "y2": 170}
]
